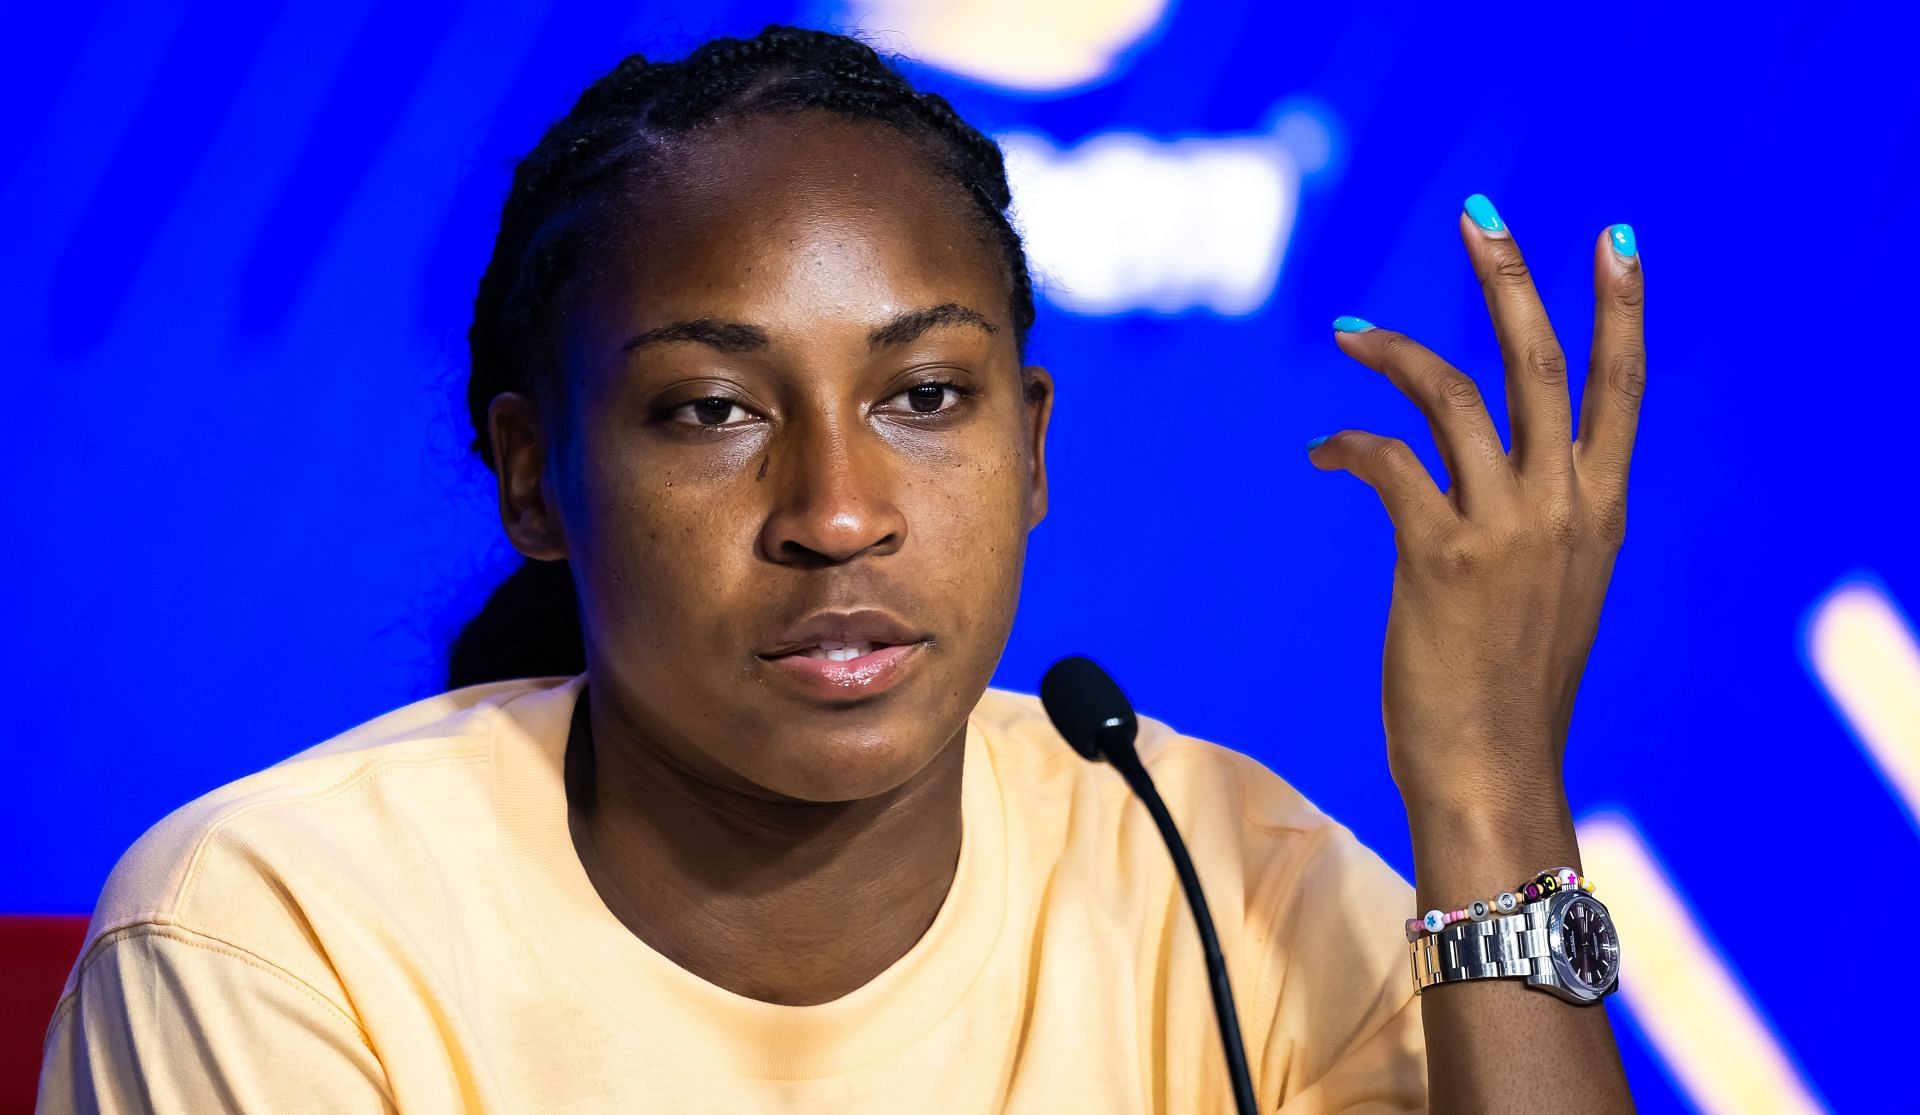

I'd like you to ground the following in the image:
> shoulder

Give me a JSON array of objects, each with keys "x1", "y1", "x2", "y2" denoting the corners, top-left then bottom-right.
[
  {"x1": 69, "y1": 676, "x2": 577, "y2": 990},
  {"x1": 973, "y1": 682, "x2": 1411, "y2": 913},
  {"x1": 971, "y1": 687, "x2": 1409, "y2": 918},
  {"x1": 968, "y1": 691, "x2": 1419, "y2": 1099},
  {"x1": 971, "y1": 685, "x2": 1362, "y2": 838}
]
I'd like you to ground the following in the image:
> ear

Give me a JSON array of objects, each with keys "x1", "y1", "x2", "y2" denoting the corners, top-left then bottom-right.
[
  {"x1": 1020, "y1": 365, "x2": 1053, "y2": 529},
  {"x1": 487, "y1": 392, "x2": 567, "y2": 561}
]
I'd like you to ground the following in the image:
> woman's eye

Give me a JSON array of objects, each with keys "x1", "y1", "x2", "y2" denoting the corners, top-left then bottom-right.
[
  {"x1": 672, "y1": 397, "x2": 753, "y2": 427},
  {"x1": 891, "y1": 383, "x2": 961, "y2": 415}
]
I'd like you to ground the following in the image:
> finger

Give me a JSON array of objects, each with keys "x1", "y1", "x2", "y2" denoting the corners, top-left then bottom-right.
[
  {"x1": 1305, "y1": 429, "x2": 1456, "y2": 540},
  {"x1": 1457, "y1": 195, "x2": 1574, "y2": 483},
  {"x1": 1331, "y1": 318, "x2": 1515, "y2": 517},
  {"x1": 1576, "y1": 223, "x2": 1645, "y2": 514}
]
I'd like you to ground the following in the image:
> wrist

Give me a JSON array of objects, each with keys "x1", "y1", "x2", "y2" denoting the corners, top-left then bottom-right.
[
  {"x1": 1394, "y1": 745, "x2": 1566, "y2": 821},
  {"x1": 1404, "y1": 784, "x2": 1581, "y2": 912}
]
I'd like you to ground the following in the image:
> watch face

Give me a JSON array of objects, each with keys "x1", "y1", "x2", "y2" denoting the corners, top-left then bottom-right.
[{"x1": 1550, "y1": 894, "x2": 1620, "y2": 993}]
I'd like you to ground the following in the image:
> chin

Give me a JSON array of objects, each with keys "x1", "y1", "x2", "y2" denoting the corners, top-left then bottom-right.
[{"x1": 753, "y1": 718, "x2": 953, "y2": 803}]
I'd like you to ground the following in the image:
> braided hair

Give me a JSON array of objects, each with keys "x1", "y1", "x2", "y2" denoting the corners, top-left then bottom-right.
[{"x1": 448, "y1": 25, "x2": 1038, "y2": 689}]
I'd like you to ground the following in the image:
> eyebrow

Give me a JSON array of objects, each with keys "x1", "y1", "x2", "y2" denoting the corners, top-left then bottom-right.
[
  {"x1": 618, "y1": 302, "x2": 997, "y2": 357},
  {"x1": 866, "y1": 302, "x2": 998, "y2": 348},
  {"x1": 621, "y1": 319, "x2": 769, "y2": 354}
]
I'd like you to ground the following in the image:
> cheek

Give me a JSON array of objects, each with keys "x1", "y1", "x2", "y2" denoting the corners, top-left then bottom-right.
[
  {"x1": 567, "y1": 436, "x2": 767, "y2": 648},
  {"x1": 903, "y1": 423, "x2": 1032, "y2": 612}
]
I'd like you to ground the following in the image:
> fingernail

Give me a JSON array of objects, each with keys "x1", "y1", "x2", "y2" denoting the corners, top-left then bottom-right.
[
  {"x1": 1332, "y1": 315, "x2": 1375, "y2": 333},
  {"x1": 1305, "y1": 435, "x2": 1330, "y2": 451},
  {"x1": 1463, "y1": 193, "x2": 1510, "y2": 238},
  {"x1": 1608, "y1": 223, "x2": 1637, "y2": 258}
]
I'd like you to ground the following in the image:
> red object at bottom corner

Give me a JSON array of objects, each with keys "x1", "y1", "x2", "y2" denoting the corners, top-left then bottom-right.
[{"x1": 1, "y1": 916, "x2": 91, "y2": 1115}]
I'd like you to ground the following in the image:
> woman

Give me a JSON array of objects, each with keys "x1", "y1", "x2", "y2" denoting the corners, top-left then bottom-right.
[{"x1": 39, "y1": 26, "x2": 1641, "y2": 1113}]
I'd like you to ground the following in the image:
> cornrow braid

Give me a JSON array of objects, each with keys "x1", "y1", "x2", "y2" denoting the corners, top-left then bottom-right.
[{"x1": 464, "y1": 24, "x2": 1037, "y2": 472}]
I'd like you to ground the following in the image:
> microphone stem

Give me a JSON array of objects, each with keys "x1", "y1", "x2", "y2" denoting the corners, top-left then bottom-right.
[{"x1": 1106, "y1": 742, "x2": 1259, "y2": 1115}]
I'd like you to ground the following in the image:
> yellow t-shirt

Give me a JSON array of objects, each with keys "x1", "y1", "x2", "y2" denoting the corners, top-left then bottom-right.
[{"x1": 38, "y1": 674, "x2": 1426, "y2": 1113}]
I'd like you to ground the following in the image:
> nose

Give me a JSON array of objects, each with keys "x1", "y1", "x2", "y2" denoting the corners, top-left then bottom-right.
[{"x1": 756, "y1": 415, "x2": 906, "y2": 566}]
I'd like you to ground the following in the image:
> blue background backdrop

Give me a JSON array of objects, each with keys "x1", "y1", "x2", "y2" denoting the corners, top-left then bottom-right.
[{"x1": 7, "y1": 1, "x2": 1917, "y2": 1110}]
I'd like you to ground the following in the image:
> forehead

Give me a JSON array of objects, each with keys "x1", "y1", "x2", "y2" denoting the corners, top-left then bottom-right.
[{"x1": 573, "y1": 113, "x2": 1011, "y2": 348}]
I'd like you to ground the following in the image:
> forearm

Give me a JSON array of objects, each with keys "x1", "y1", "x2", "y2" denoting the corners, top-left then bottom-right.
[{"x1": 1407, "y1": 782, "x2": 1634, "y2": 1114}]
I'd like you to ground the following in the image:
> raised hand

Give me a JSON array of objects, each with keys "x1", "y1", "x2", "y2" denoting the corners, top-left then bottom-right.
[{"x1": 1307, "y1": 194, "x2": 1644, "y2": 816}]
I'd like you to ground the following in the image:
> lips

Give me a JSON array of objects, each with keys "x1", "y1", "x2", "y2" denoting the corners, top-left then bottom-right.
[
  {"x1": 787, "y1": 640, "x2": 887, "y2": 662},
  {"x1": 758, "y1": 610, "x2": 931, "y2": 702},
  {"x1": 759, "y1": 609, "x2": 926, "y2": 659}
]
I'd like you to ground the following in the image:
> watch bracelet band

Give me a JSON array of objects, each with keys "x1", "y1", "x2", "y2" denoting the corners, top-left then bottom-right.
[{"x1": 1409, "y1": 900, "x2": 1556, "y2": 991}]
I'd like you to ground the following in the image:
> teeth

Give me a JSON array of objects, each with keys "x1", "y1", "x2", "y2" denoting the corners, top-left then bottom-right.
[{"x1": 801, "y1": 640, "x2": 875, "y2": 662}]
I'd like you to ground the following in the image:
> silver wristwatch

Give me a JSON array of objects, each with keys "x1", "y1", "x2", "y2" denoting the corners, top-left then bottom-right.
[{"x1": 1408, "y1": 887, "x2": 1621, "y2": 1005}]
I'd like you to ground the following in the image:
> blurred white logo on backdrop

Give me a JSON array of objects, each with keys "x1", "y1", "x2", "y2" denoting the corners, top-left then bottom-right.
[
  {"x1": 1000, "y1": 109, "x2": 1333, "y2": 316},
  {"x1": 834, "y1": 0, "x2": 1171, "y2": 92},
  {"x1": 828, "y1": 0, "x2": 1339, "y2": 317}
]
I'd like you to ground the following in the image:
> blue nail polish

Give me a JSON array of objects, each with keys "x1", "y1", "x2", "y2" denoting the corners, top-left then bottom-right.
[
  {"x1": 1332, "y1": 315, "x2": 1375, "y2": 333},
  {"x1": 1608, "y1": 223, "x2": 1637, "y2": 258},
  {"x1": 1463, "y1": 193, "x2": 1507, "y2": 235},
  {"x1": 1306, "y1": 435, "x2": 1330, "y2": 450}
]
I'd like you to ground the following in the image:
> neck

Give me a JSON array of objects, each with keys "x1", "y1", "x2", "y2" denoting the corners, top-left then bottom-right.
[{"x1": 564, "y1": 684, "x2": 966, "y2": 1006}]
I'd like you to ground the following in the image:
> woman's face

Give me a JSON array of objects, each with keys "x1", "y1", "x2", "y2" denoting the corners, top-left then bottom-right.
[{"x1": 496, "y1": 112, "x2": 1051, "y2": 803}]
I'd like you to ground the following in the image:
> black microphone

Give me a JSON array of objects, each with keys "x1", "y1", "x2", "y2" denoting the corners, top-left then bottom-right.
[{"x1": 1040, "y1": 655, "x2": 1258, "y2": 1115}]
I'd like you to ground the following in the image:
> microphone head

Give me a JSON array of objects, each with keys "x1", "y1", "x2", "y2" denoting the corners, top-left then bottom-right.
[{"x1": 1040, "y1": 655, "x2": 1137, "y2": 762}]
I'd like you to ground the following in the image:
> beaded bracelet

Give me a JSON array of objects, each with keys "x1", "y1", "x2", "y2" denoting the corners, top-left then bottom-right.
[{"x1": 1403, "y1": 866, "x2": 1595, "y2": 941}]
